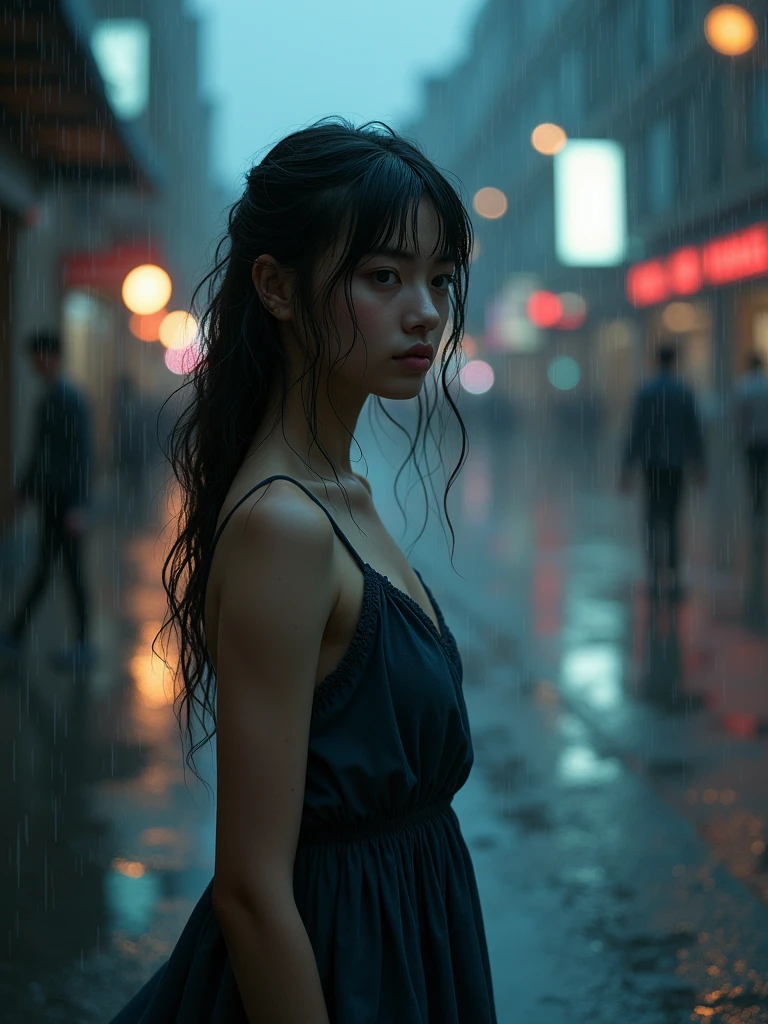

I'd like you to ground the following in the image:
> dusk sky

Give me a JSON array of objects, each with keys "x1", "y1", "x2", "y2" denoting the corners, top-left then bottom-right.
[{"x1": 185, "y1": 0, "x2": 487, "y2": 195}]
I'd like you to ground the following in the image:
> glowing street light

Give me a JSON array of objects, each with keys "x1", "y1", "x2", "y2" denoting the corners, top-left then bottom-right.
[
  {"x1": 128, "y1": 308, "x2": 167, "y2": 342},
  {"x1": 473, "y1": 187, "x2": 508, "y2": 220},
  {"x1": 704, "y1": 5, "x2": 758, "y2": 56},
  {"x1": 159, "y1": 310, "x2": 198, "y2": 350},
  {"x1": 122, "y1": 264, "x2": 172, "y2": 315},
  {"x1": 531, "y1": 123, "x2": 567, "y2": 156}
]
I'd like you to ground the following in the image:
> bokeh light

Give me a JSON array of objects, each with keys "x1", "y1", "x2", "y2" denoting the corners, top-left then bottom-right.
[
  {"x1": 548, "y1": 355, "x2": 581, "y2": 390},
  {"x1": 459, "y1": 359, "x2": 494, "y2": 395},
  {"x1": 601, "y1": 319, "x2": 635, "y2": 349},
  {"x1": 559, "y1": 292, "x2": 588, "y2": 329},
  {"x1": 128, "y1": 308, "x2": 168, "y2": 342},
  {"x1": 662, "y1": 301, "x2": 699, "y2": 333},
  {"x1": 527, "y1": 291, "x2": 563, "y2": 328},
  {"x1": 473, "y1": 187, "x2": 508, "y2": 220},
  {"x1": 159, "y1": 310, "x2": 198, "y2": 350},
  {"x1": 531, "y1": 122, "x2": 567, "y2": 155},
  {"x1": 704, "y1": 5, "x2": 758, "y2": 55},
  {"x1": 164, "y1": 338, "x2": 203, "y2": 375},
  {"x1": 121, "y1": 264, "x2": 172, "y2": 315}
]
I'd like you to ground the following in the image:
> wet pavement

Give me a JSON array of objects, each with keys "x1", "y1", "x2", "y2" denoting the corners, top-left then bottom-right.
[{"x1": 3, "y1": 403, "x2": 768, "y2": 1022}]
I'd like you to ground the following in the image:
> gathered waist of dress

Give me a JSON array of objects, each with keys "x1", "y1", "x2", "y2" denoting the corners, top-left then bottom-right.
[{"x1": 297, "y1": 798, "x2": 455, "y2": 846}]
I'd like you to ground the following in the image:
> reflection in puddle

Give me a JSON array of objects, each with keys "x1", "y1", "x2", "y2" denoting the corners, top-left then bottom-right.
[
  {"x1": 106, "y1": 859, "x2": 162, "y2": 937},
  {"x1": 557, "y1": 744, "x2": 622, "y2": 786},
  {"x1": 560, "y1": 644, "x2": 623, "y2": 710}
]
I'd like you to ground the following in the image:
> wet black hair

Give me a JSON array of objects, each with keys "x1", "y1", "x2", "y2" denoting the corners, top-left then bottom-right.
[
  {"x1": 28, "y1": 330, "x2": 61, "y2": 356},
  {"x1": 156, "y1": 118, "x2": 474, "y2": 789},
  {"x1": 657, "y1": 343, "x2": 677, "y2": 369}
]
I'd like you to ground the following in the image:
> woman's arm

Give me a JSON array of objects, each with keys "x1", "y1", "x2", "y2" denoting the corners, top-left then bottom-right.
[{"x1": 210, "y1": 481, "x2": 338, "y2": 1024}]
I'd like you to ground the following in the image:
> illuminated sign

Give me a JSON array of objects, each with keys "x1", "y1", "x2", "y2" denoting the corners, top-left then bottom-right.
[
  {"x1": 626, "y1": 223, "x2": 768, "y2": 307},
  {"x1": 91, "y1": 20, "x2": 150, "y2": 120},
  {"x1": 554, "y1": 140, "x2": 627, "y2": 267}
]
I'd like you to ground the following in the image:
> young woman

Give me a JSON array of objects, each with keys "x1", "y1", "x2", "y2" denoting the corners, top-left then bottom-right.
[{"x1": 110, "y1": 119, "x2": 497, "y2": 1024}]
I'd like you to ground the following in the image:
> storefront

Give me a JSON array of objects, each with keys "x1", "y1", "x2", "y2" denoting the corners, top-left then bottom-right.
[
  {"x1": 0, "y1": 1, "x2": 155, "y2": 522},
  {"x1": 625, "y1": 220, "x2": 768, "y2": 406}
]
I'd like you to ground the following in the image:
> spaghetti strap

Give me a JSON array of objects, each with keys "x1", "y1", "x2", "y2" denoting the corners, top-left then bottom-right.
[{"x1": 202, "y1": 474, "x2": 366, "y2": 601}]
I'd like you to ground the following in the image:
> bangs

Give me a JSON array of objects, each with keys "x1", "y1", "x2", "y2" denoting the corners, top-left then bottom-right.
[{"x1": 336, "y1": 154, "x2": 472, "y2": 276}]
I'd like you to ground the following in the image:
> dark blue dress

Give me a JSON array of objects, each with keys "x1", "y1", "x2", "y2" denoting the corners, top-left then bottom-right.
[{"x1": 110, "y1": 475, "x2": 497, "y2": 1024}]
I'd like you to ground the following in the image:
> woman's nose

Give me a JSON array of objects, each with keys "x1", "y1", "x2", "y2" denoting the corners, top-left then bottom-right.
[{"x1": 404, "y1": 290, "x2": 441, "y2": 332}]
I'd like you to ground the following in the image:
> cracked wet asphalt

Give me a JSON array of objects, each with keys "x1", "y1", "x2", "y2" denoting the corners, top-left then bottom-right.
[{"x1": 2, "y1": 402, "x2": 768, "y2": 1022}]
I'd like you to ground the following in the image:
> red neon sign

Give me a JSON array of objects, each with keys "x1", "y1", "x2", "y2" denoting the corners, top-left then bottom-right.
[{"x1": 626, "y1": 222, "x2": 768, "y2": 307}]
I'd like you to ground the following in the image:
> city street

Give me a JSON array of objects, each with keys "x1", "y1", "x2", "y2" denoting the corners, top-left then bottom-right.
[{"x1": 3, "y1": 404, "x2": 768, "y2": 1022}]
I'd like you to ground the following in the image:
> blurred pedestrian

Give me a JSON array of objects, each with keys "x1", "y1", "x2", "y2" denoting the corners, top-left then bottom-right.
[
  {"x1": 0, "y1": 330, "x2": 97, "y2": 669},
  {"x1": 619, "y1": 343, "x2": 707, "y2": 601},
  {"x1": 732, "y1": 352, "x2": 768, "y2": 532}
]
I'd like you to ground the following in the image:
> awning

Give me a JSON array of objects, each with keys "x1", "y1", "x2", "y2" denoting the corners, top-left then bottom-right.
[
  {"x1": 62, "y1": 240, "x2": 169, "y2": 297},
  {"x1": 0, "y1": 0, "x2": 163, "y2": 190}
]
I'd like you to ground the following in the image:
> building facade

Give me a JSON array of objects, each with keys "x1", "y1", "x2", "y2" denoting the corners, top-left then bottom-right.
[
  {"x1": 408, "y1": 0, "x2": 768, "y2": 438},
  {"x1": 0, "y1": 0, "x2": 226, "y2": 523}
]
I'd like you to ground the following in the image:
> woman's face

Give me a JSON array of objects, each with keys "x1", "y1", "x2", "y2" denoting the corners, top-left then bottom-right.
[{"x1": 323, "y1": 200, "x2": 456, "y2": 401}]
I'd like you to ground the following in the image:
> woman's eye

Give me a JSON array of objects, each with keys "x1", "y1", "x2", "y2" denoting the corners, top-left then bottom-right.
[
  {"x1": 433, "y1": 274, "x2": 456, "y2": 291},
  {"x1": 372, "y1": 269, "x2": 398, "y2": 285}
]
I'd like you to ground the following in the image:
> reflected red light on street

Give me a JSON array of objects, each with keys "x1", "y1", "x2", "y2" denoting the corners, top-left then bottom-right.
[
  {"x1": 722, "y1": 713, "x2": 759, "y2": 740},
  {"x1": 527, "y1": 290, "x2": 562, "y2": 328},
  {"x1": 626, "y1": 223, "x2": 768, "y2": 306}
]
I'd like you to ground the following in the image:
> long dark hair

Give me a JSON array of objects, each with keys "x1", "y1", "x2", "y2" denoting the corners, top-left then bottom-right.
[{"x1": 156, "y1": 118, "x2": 473, "y2": 789}]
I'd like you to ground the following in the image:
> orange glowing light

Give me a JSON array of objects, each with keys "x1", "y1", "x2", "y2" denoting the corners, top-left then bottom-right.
[
  {"x1": 531, "y1": 122, "x2": 567, "y2": 155},
  {"x1": 128, "y1": 308, "x2": 168, "y2": 342},
  {"x1": 159, "y1": 310, "x2": 198, "y2": 350},
  {"x1": 473, "y1": 187, "x2": 508, "y2": 220},
  {"x1": 661, "y1": 302, "x2": 699, "y2": 333},
  {"x1": 462, "y1": 334, "x2": 477, "y2": 358},
  {"x1": 704, "y1": 5, "x2": 758, "y2": 56},
  {"x1": 122, "y1": 264, "x2": 172, "y2": 315}
]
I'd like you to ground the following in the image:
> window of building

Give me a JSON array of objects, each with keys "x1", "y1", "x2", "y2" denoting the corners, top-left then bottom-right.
[
  {"x1": 672, "y1": 0, "x2": 693, "y2": 38},
  {"x1": 647, "y1": 0, "x2": 672, "y2": 64},
  {"x1": 560, "y1": 48, "x2": 586, "y2": 129},
  {"x1": 647, "y1": 115, "x2": 675, "y2": 214},
  {"x1": 706, "y1": 75, "x2": 724, "y2": 186},
  {"x1": 587, "y1": 4, "x2": 618, "y2": 113},
  {"x1": 675, "y1": 99, "x2": 695, "y2": 205},
  {"x1": 618, "y1": 0, "x2": 641, "y2": 79},
  {"x1": 749, "y1": 71, "x2": 768, "y2": 163}
]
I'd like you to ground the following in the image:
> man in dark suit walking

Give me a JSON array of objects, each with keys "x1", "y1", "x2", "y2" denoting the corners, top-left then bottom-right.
[
  {"x1": 619, "y1": 343, "x2": 707, "y2": 601},
  {"x1": 0, "y1": 330, "x2": 96, "y2": 668}
]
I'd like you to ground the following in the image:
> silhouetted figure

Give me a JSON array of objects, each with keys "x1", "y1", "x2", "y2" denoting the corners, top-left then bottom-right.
[
  {"x1": 620, "y1": 344, "x2": 707, "y2": 602},
  {"x1": 0, "y1": 330, "x2": 96, "y2": 669},
  {"x1": 733, "y1": 351, "x2": 768, "y2": 627}
]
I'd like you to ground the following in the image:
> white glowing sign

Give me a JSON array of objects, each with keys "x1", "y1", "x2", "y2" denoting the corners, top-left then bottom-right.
[
  {"x1": 91, "y1": 20, "x2": 150, "y2": 120},
  {"x1": 554, "y1": 140, "x2": 627, "y2": 267}
]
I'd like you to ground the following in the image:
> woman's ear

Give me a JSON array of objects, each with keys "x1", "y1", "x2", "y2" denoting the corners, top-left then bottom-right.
[{"x1": 252, "y1": 256, "x2": 295, "y2": 321}]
